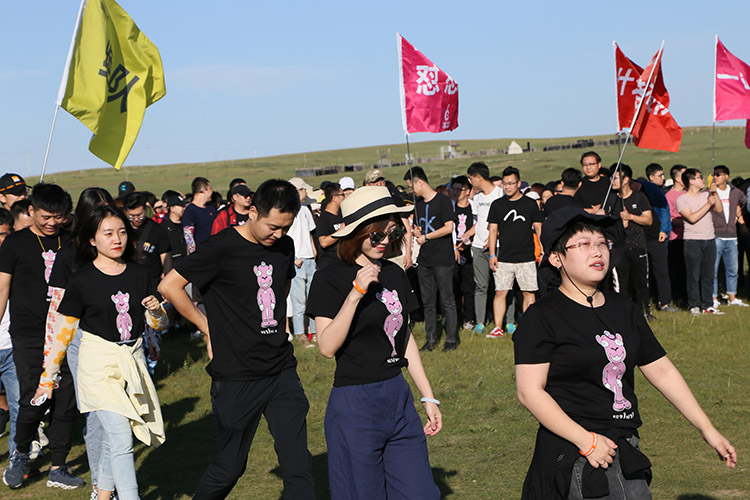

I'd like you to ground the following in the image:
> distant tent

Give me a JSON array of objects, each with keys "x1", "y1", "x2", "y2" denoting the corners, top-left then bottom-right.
[{"x1": 507, "y1": 141, "x2": 523, "y2": 155}]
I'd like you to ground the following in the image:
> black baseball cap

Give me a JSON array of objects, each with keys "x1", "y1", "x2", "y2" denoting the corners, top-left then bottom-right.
[
  {"x1": 118, "y1": 181, "x2": 135, "y2": 196},
  {"x1": 166, "y1": 194, "x2": 188, "y2": 208},
  {"x1": 0, "y1": 173, "x2": 27, "y2": 195},
  {"x1": 230, "y1": 184, "x2": 253, "y2": 197}
]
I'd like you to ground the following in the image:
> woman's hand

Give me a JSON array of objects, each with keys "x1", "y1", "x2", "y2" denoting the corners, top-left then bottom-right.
[
  {"x1": 702, "y1": 426, "x2": 738, "y2": 468},
  {"x1": 31, "y1": 385, "x2": 53, "y2": 406},
  {"x1": 583, "y1": 433, "x2": 617, "y2": 469},
  {"x1": 422, "y1": 402, "x2": 442, "y2": 436},
  {"x1": 142, "y1": 295, "x2": 161, "y2": 312},
  {"x1": 354, "y1": 263, "x2": 380, "y2": 292}
]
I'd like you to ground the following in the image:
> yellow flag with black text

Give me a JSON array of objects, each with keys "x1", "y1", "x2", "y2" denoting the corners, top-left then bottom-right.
[{"x1": 60, "y1": 0, "x2": 165, "y2": 169}]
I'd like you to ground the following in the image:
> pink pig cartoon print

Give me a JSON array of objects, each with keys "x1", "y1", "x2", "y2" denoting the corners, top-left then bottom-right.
[
  {"x1": 42, "y1": 250, "x2": 56, "y2": 283},
  {"x1": 254, "y1": 261, "x2": 277, "y2": 328},
  {"x1": 595, "y1": 330, "x2": 632, "y2": 412},
  {"x1": 376, "y1": 289, "x2": 403, "y2": 356},
  {"x1": 111, "y1": 291, "x2": 133, "y2": 341},
  {"x1": 456, "y1": 214, "x2": 467, "y2": 239}
]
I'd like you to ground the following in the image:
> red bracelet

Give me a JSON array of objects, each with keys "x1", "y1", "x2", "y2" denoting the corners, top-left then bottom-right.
[
  {"x1": 352, "y1": 280, "x2": 367, "y2": 295},
  {"x1": 579, "y1": 432, "x2": 598, "y2": 457}
]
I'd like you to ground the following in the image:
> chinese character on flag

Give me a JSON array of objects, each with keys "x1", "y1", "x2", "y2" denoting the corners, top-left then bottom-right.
[
  {"x1": 397, "y1": 34, "x2": 458, "y2": 134},
  {"x1": 613, "y1": 42, "x2": 682, "y2": 153},
  {"x1": 714, "y1": 36, "x2": 750, "y2": 148}
]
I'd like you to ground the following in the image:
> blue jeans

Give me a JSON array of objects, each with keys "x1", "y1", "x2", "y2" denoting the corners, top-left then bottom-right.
[
  {"x1": 714, "y1": 238, "x2": 739, "y2": 296},
  {"x1": 97, "y1": 410, "x2": 138, "y2": 500},
  {"x1": 0, "y1": 347, "x2": 19, "y2": 455},
  {"x1": 291, "y1": 258, "x2": 316, "y2": 336}
]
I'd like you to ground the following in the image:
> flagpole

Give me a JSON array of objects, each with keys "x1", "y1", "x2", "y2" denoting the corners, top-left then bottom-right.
[
  {"x1": 41, "y1": 0, "x2": 88, "y2": 181},
  {"x1": 712, "y1": 34, "x2": 718, "y2": 169},
  {"x1": 602, "y1": 41, "x2": 665, "y2": 211}
]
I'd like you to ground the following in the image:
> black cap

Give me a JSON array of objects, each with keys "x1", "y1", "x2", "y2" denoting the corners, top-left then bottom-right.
[
  {"x1": 166, "y1": 194, "x2": 188, "y2": 208},
  {"x1": 118, "y1": 181, "x2": 135, "y2": 196},
  {"x1": 0, "y1": 173, "x2": 27, "y2": 195},
  {"x1": 540, "y1": 207, "x2": 621, "y2": 265},
  {"x1": 230, "y1": 184, "x2": 253, "y2": 197}
]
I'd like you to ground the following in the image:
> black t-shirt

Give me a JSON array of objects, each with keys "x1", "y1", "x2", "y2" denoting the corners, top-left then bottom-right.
[
  {"x1": 514, "y1": 290, "x2": 666, "y2": 432},
  {"x1": 544, "y1": 193, "x2": 582, "y2": 216},
  {"x1": 415, "y1": 192, "x2": 455, "y2": 267},
  {"x1": 235, "y1": 211, "x2": 249, "y2": 226},
  {"x1": 454, "y1": 202, "x2": 474, "y2": 255},
  {"x1": 174, "y1": 228, "x2": 297, "y2": 380},
  {"x1": 162, "y1": 217, "x2": 188, "y2": 265},
  {"x1": 134, "y1": 219, "x2": 170, "y2": 281},
  {"x1": 487, "y1": 196, "x2": 544, "y2": 263},
  {"x1": 182, "y1": 203, "x2": 217, "y2": 246},
  {"x1": 306, "y1": 260, "x2": 418, "y2": 387},
  {"x1": 604, "y1": 191, "x2": 652, "y2": 250},
  {"x1": 316, "y1": 210, "x2": 343, "y2": 270},
  {"x1": 575, "y1": 177, "x2": 611, "y2": 209},
  {"x1": 48, "y1": 241, "x2": 74, "y2": 289},
  {"x1": 58, "y1": 262, "x2": 158, "y2": 343},
  {"x1": 0, "y1": 228, "x2": 69, "y2": 337}
]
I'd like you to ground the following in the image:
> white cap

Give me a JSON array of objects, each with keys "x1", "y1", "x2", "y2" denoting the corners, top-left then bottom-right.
[{"x1": 339, "y1": 176, "x2": 355, "y2": 191}]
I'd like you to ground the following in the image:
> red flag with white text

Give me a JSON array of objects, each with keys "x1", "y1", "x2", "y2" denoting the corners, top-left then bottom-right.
[
  {"x1": 397, "y1": 34, "x2": 458, "y2": 134},
  {"x1": 614, "y1": 42, "x2": 682, "y2": 152},
  {"x1": 714, "y1": 36, "x2": 750, "y2": 121}
]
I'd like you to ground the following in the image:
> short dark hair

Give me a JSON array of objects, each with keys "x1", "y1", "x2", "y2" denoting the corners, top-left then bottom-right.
[
  {"x1": 552, "y1": 221, "x2": 608, "y2": 257},
  {"x1": 251, "y1": 179, "x2": 301, "y2": 218},
  {"x1": 580, "y1": 151, "x2": 601, "y2": 165},
  {"x1": 451, "y1": 175, "x2": 471, "y2": 190},
  {"x1": 670, "y1": 164, "x2": 687, "y2": 182},
  {"x1": 502, "y1": 166, "x2": 520, "y2": 181},
  {"x1": 29, "y1": 183, "x2": 68, "y2": 214},
  {"x1": 74, "y1": 204, "x2": 136, "y2": 269},
  {"x1": 617, "y1": 163, "x2": 633, "y2": 181},
  {"x1": 714, "y1": 165, "x2": 730, "y2": 176},
  {"x1": 467, "y1": 162, "x2": 490, "y2": 180},
  {"x1": 0, "y1": 208, "x2": 12, "y2": 228},
  {"x1": 645, "y1": 163, "x2": 663, "y2": 179},
  {"x1": 403, "y1": 166, "x2": 428, "y2": 184},
  {"x1": 191, "y1": 177, "x2": 210, "y2": 195},
  {"x1": 122, "y1": 192, "x2": 147, "y2": 210},
  {"x1": 11, "y1": 199, "x2": 31, "y2": 222},
  {"x1": 682, "y1": 168, "x2": 702, "y2": 187},
  {"x1": 489, "y1": 175, "x2": 501, "y2": 184},
  {"x1": 561, "y1": 168, "x2": 582, "y2": 188},
  {"x1": 324, "y1": 182, "x2": 342, "y2": 200}
]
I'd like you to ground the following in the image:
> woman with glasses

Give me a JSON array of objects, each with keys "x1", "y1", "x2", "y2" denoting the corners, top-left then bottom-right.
[
  {"x1": 307, "y1": 186, "x2": 442, "y2": 500},
  {"x1": 514, "y1": 207, "x2": 736, "y2": 499}
]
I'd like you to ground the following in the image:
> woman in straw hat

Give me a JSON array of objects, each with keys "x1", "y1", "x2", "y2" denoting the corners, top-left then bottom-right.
[{"x1": 307, "y1": 186, "x2": 442, "y2": 500}]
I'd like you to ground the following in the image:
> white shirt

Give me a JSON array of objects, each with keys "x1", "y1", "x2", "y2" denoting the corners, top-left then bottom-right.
[
  {"x1": 717, "y1": 186, "x2": 731, "y2": 226},
  {"x1": 471, "y1": 186, "x2": 503, "y2": 249},
  {"x1": 288, "y1": 207, "x2": 317, "y2": 259},
  {"x1": 0, "y1": 301, "x2": 11, "y2": 350}
]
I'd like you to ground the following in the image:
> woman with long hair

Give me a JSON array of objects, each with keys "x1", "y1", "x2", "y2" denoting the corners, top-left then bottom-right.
[
  {"x1": 35, "y1": 204, "x2": 167, "y2": 500},
  {"x1": 307, "y1": 186, "x2": 442, "y2": 500}
]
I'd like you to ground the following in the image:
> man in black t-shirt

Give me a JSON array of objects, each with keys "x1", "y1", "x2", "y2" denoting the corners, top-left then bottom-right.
[
  {"x1": 316, "y1": 182, "x2": 345, "y2": 270},
  {"x1": 123, "y1": 192, "x2": 170, "y2": 282},
  {"x1": 162, "y1": 194, "x2": 188, "y2": 269},
  {"x1": 0, "y1": 183, "x2": 83, "y2": 489},
  {"x1": 574, "y1": 151, "x2": 611, "y2": 213},
  {"x1": 404, "y1": 167, "x2": 458, "y2": 351},
  {"x1": 604, "y1": 164, "x2": 654, "y2": 317},
  {"x1": 544, "y1": 167, "x2": 583, "y2": 216},
  {"x1": 159, "y1": 179, "x2": 314, "y2": 500},
  {"x1": 487, "y1": 167, "x2": 544, "y2": 337},
  {"x1": 450, "y1": 175, "x2": 476, "y2": 329}
]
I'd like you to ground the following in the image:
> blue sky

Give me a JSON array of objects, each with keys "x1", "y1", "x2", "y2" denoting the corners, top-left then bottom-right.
[{"x1": 1, "y1": 1, "x2": 748, "y2": 175}]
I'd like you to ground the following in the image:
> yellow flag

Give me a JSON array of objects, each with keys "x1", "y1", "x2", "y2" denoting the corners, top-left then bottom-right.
[{"x1": 60, "y1": 0, "x2": 165, "y2": 170}]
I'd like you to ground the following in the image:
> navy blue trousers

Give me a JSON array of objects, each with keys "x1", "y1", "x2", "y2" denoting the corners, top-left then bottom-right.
[{"x1": 325, "y1": 373, "x2": 439, "y2": 500}]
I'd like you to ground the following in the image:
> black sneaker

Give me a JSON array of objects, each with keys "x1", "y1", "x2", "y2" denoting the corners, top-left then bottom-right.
[
  {"x1": 3, "y1": 450, "x2": 30, "y2": 489},
  {"x1": 442, "y1": 343, "x2": 457, "y2": 352},
  {"x1": 419, "y1": 342, "x2": 436, "y2": 352},
  {"x1": 47, "y1": 466, "x2": 85, "y2": 490}
]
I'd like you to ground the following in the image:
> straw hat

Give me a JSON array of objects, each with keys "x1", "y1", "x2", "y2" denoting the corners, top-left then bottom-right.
[{"x1": 332, "y1": 186, "x2": 413, "y2": 238}]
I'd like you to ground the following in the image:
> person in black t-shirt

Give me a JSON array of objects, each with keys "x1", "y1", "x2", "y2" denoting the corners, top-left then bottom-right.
[
  {"x1": 316, "y1": 182, "x2": 345, "y2": 270},
  {"x1": 159, "y1": 179, "x2": 314, "y2": 500},
  {"x1": 162, "y1": 194, "x2": 188, "y2": 270},
  {"x1": 182, "y1": 177, "x2": 217, "y2": 254},
  {"x1": 0, "y1": 183, "x2": 84, "y2": 489},
  {"x1": 513, "y1": 207, "x2": 737, "y2": 499},
  {"x1": 307, "y1": 186, "x2": 441, "y2": 500},
  {"x1": 574, "y1": 151, "x2": 612, "y2": 213},
  {"x1": 122, "y1": 192, "x2": 170, "y2": 282},
  {"x1": 404, "y1": 167, "x2": 458, "y2": 351},
  {"x1": 450, "y1": 175, "x2": 476, "y2": 329},
  {"x1": 544, "y1": 167, "x2": 583, "y2": 216}
]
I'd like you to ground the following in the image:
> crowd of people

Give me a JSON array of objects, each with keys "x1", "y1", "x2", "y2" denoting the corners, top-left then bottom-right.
[{"x1": 0, "y1": 151, "x2": 741, "y2": 498}]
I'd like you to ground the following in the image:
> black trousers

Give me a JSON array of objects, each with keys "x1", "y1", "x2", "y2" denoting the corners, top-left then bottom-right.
[
  {"x1": 684, "y1": 239, "x2": 716, "y2": 309},
  {"x1": 417, "y1": 265, "x2": 458, "y2": 346},
  {"x1": 646, "y1": 239, "x2": 672, "y2": 306},
  {"x1": 11, "y1": 333, "x2": 77, "y2": 466},
  {"x1": 193, "y1": 367, "x2": 314, "y2": 500},
  {"x1": 453, "y1": 254, "x2": 475, "y2": 324},
  {"x1": 615, "y1": 246, "x2": 650, "y2": 313}
]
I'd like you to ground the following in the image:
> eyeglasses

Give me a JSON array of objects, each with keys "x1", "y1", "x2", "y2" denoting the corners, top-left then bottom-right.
[
  {"x1": 127, "y1": 215, "x2": 146, "y2": 221},
  {"x1": 369, "y1": 226, "x2": 405, "y2": 246},
  {"x1": 564, "y1": 240, "x2": 613, "y2": 253},
  {"x1": 501, "y1": 181, "x2": 519, "y2": 187}
]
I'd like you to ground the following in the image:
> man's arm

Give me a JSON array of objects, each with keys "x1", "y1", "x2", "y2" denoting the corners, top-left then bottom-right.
[
  {"x1": 488, "y1": 223, "x2": 499, "y2": 272},
  {"x1": 159, "y1": 269, "x2": 212, "y2": 359},
  {"x1": 679, "y1": 198, "x2": 714, "y2": 224},
  {"x1": 318, "y1": 234, "x2": 338, "y2": 249}
]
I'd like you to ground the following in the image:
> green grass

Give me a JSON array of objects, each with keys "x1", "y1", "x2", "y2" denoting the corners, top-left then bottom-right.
[{"x1": 2, "y1": 306, "x2": 748, "y2": 499}]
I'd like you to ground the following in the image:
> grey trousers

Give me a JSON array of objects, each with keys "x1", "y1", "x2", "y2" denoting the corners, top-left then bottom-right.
[{"x1": 472, "y1": 247, "x2": 491, "y2": 325}]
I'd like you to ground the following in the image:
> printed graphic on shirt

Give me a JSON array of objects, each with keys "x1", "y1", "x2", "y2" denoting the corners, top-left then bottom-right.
[
  {"x1": 111, "y1": 291, "x2": 133, "y2": 341},
  {"x1": 457, "y1": 213, "x2": 468, "y2": 239},
  {"x1": 254, "y1": 261, "x2": 278, "y2": 329},
  {"x1": 376, "y1": 289, "x2": 403, "y2": 357},
  {"x1": 43, "y1": 249, "x2": 58, "y2": 299},
  {"x1": 503, "y1": 209, "x2": 526, "y2": 222},
  {"x1": 596, "y1": 330, "x2": 632, "y2": 413}
]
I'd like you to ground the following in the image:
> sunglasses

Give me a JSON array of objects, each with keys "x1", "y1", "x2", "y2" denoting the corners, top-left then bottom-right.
[{"x1": 369, "y1": 226, "x2": 405, "y2": 246}]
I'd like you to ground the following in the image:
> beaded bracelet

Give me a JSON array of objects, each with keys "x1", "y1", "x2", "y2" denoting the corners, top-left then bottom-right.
[{"x1": 579, "y1": 432, "x2": 598, "y2": 457}]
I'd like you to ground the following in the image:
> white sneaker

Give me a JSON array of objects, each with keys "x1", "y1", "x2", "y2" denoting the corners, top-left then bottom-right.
[
  {"x1": 728, "y1": 298, "x2": 749, "y2": 307},
  {"x1": 712, "y1": 299, "x2": 721, "y2": 309},
  {"x1": 690, "y1": 307, "x2": 701, "y2": 315}
]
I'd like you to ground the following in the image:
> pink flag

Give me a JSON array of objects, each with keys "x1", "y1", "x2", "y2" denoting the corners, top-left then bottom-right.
[
  {"x1": 397, "y1": 34, "x2": 458, "y2": 134},
  {"x1": 714, "y1": 36, "x2": 750, "y2": 122}
]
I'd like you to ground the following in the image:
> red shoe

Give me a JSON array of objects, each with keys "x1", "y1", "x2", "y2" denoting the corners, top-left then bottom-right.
[{"x1": 485, "y1": 327, "x2": 505, "y2": 338}]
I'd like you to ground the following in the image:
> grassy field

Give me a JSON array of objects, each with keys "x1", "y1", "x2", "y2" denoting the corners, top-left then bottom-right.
[
  {"x1": 1, "y1": 306, "x2": 748, "y2": 499},
  {"x1": 33, "y1": 125, "x2": 750, "y2": 202}
]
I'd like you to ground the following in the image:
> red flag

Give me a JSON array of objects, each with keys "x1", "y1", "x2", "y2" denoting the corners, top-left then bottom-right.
[
  {"x1": 614, "y1": 42, "x2": 682, "y2": 152},
  {"x1": 614, "y1": 43, "x2": 643, "y2": 132},
  {"x1": 397, "y1": 34, "x2": 458, "y2": 134},
  {"x1": 714, "y1": 36, "x2": 750, "y2": 121}
]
